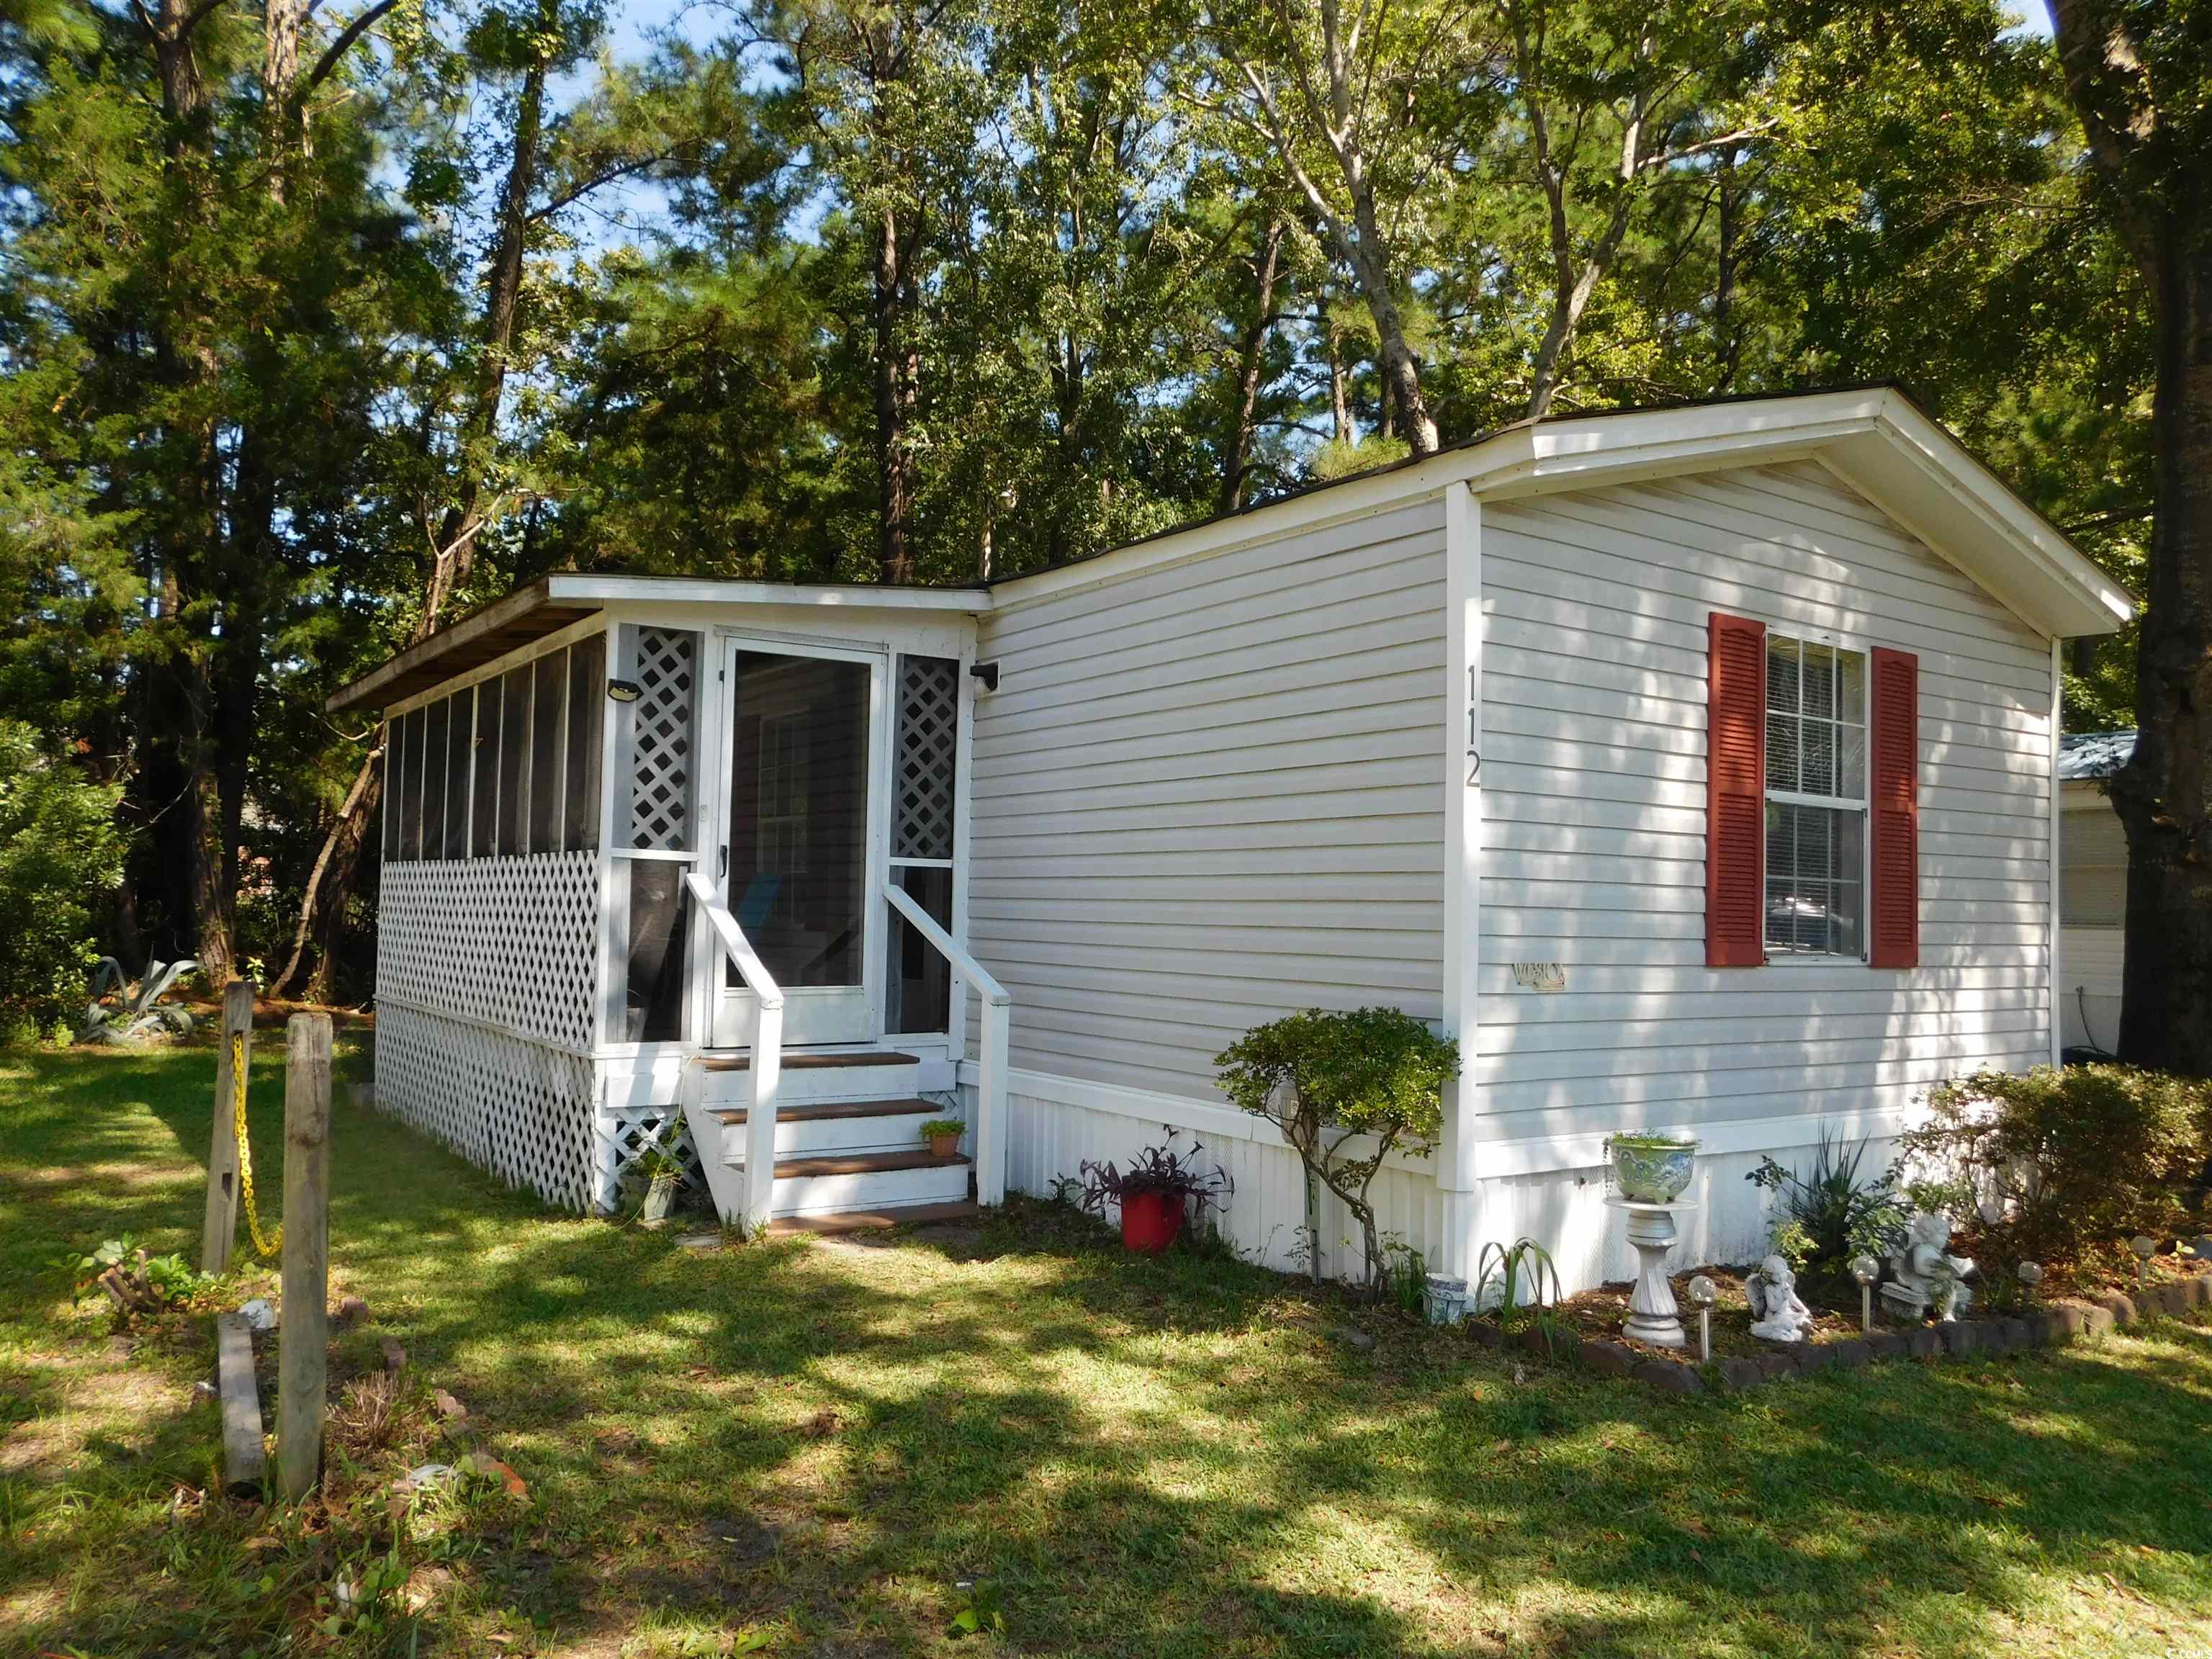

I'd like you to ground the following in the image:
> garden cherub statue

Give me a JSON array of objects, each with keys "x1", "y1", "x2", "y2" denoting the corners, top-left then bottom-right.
[
  {"x1": 1880, "y1": 1210, "x2": 1975, "y2": 1323},
  {"x1": 1745, "y1": 1254, "x2": 1817, "y2": 1343}
]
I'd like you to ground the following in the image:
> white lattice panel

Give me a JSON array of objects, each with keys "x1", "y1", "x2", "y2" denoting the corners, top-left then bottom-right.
[
  {"x1": 597, "y1": 1102, "x2": 706, "y2": 1213},
  {"x1": 377, "y1": 852, "x2": 600, "y2": 1052},
  {"x1": 628, "y1": 628, "x2": 697, "y2": 851},
  {"x1": 374, "y1": 1004, "x2": 598, "y2": 1211},
  {"x1": 894, "y1": 655, "x2": 958, "y2": 861}
]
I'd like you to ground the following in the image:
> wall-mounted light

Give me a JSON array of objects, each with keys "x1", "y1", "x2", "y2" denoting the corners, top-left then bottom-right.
[
  {"x1": 607, "y1": 678, "x2": 643, "y2": 703},
  {"x1": 970, "y1": 661, "x2": 1000, "y2": 693}
]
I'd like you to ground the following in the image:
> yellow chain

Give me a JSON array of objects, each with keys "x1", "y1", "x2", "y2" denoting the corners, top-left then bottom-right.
[{"x1": 232, "y1": 1031, "x2": 282, "y2": 1257}]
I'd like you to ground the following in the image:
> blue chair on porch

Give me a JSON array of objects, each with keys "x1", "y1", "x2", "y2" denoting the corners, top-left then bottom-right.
[{"x1": 735, "y1": 873, "x2": 781, "y2": 935}]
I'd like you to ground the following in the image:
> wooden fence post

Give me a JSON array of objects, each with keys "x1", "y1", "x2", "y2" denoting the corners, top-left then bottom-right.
[
  {"x1": 276, "y1": 1012, "x2": 332, "y2": 1503},
  {"x1": 200, "y1": 980, "x2": 256, "y2": 1274}
]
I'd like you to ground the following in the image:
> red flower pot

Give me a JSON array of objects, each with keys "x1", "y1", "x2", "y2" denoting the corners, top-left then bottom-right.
[{"x1": 1120, "y1": 1187, "x2": 1186, "y2": 1254}]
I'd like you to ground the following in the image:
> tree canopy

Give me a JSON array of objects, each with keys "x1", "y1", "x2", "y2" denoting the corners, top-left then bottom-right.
[{"x1": 0, "y1": 0, "x2": 2159, "y2": 1013}]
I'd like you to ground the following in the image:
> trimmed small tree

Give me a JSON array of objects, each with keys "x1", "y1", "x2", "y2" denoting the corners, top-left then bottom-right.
[{"x1": 1215, "y1": 1007, "x2": 1457, "y2": 1295}]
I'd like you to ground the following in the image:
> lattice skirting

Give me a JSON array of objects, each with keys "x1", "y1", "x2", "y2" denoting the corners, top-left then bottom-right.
[
  {"x1": 376, "y1": 853, "x2": 601, "y2": 1052},
  {"x1": 375, "y1": 1003, "x2": 599, "y2": 1212},
  {"x1": 598, "y1": 1102, "x2": 709, "y2": 1213}
]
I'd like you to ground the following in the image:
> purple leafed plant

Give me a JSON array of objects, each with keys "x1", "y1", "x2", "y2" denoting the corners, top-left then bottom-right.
[{"x1": 1072, "y1": 1128, "x2": 1234, "y2": 1221}]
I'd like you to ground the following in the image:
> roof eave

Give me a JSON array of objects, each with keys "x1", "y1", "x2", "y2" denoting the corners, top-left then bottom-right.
[
  {"x1": 1460, "y1": 388, "x2": 2133, "y2": 640},
  {"x1": 326, "y1": 574, "x2": 992, "y2": 714}
]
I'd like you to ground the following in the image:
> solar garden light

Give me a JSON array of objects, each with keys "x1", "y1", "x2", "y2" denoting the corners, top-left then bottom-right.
[
  {"x1": 1849, "y1": 1254, "x2": 1879, "y2": 1333},
  {"x1": 2015, "y1": 1260, "x2": 2044, "y2": 1306},
  {"x1": 2130, "y1": 1236, "x2": 2158, "y2": 1291},
  {"x1": 1686, "y1": 1274, "x2": 1717, "y2": 1363}
]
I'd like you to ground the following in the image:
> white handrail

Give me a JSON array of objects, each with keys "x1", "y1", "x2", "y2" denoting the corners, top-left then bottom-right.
[
  {"x1": 884, "y1": 881, "x2": 1010, "y2": 1205},
  {"x1": 685, "y1": 871, "x2": 785, "y2": 1010},
  {"x1": 685, "y1": 871, "x2": 783, "y2": 1232}
]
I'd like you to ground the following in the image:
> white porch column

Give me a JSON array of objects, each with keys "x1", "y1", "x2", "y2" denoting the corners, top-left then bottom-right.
[
  {"x1": 2048, "y1": 635, "x2": 2064, "y2": 1068},
  {"x1": 1438, "y1": 482, "x2": 1486, "y2": 1291}
]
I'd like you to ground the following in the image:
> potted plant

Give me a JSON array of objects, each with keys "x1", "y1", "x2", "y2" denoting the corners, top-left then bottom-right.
[
  {"x1": 1604, "y1": 1132, "x2": 1699, "y2": 1203},
  {"x1": 919, "y1": 1118, "x2": 965, "y2": 1159},
  {"x1": 1073, "y1": 1130, "x2": 1234, "y2": 1254},
  {"x1": 633, "y1": 1141, "x2": 687, "y2": 1223}
]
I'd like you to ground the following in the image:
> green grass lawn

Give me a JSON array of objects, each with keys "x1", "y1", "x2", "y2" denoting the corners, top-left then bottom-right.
[{"x1": 4, "y1": 1039, "x2": 2212, "y2": 1658}]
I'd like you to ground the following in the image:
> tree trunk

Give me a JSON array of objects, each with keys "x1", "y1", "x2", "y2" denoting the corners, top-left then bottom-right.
[
  {"x1": 2044, "y1": 0, "x2": 2212, "y2": 1075},
  {"x1": 274, "y1": 12, "x2": 554, "y2": 996},
  {"x1": 1340, "y1": 213, "x2": 1436, "y2": 454},
  {"x1": 873, "y1": 202, "x2": 916, "y2": 584},
  {"x1": 2113, "y1": 229, "x2": 2212, "y2": 1074},
  {"x1": 1711, "y1": 145, "x2": 1743, "y2": 395},
  {"x1": 1326, "y1": 307, "x2": 1351, "y2": 444},
  {"x1": 1220, "y1": 217, "x2": 1284, "y2": 515},
  {"x1": 263, "y1": 0, "x2": 305, "y2": 193}
]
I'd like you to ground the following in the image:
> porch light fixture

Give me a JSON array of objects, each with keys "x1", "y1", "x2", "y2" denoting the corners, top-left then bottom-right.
[
  {"x1": 607, "y1": 678, "x2": 644, "y2": 703},
  {"x1": 970, "y1": 660, "x2": 1000, "y2": 693}
]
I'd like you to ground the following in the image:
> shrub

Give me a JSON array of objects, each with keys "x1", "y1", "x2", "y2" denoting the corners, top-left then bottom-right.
[
  {"x1": 1746, "y1": 1131, "x2": 1905, "y2": 1284},
  {"x1": 0, "y1": 721, "x2": 122, "y2": 1037},
  {"x1": 1215, "y1": 1007, "x2": 1457, "y2": 1295},
  {"x1": 1904, "y1": 1065, "x2": 2212, "y2": 1284},
  {"x1": 1072, "y1": 1128, "x2": 1233, "y2": 1226},
  {"x1": 1473, "y1": 1236, "x2": 1563, "y2": 1329}
]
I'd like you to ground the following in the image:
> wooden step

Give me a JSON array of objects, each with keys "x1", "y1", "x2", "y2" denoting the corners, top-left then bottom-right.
[
  {"x1": 767, "y1": 1200, "x2": 981, "y2": 1237},
  {"x1": 771, "y1": 1148, "x2": 968, "y2": 1179},
  {"x1": 711, "y1": 1097, "x2": 939, "y2": 1127},
  {"x1": 695, "y1": 1049, "x2": 919, "y2": 1074}
]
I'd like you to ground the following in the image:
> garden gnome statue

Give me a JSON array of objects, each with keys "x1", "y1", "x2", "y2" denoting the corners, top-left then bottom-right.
[
  {"x1": 1745, "y1": 1255, "x2": 1816, "y2": 1343},
  {"x1": 1881, "y1": 1210, "x2": 1974, "y2": 1323}
]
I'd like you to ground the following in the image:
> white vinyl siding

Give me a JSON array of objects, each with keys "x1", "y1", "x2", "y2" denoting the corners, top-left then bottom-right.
[
  {"x1": 969, "y1": 500, "x2": 1449, "y2": 1097},
  {"x1": 2061, "y1": 795, "x2": 2127, "y2": 927},
  {"x1": 1475, "y1": 459, "x2": 2054, "y2": 1145}
]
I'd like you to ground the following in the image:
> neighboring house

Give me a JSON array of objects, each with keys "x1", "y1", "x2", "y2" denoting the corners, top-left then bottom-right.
[
  {"x1": 328, "y1": 387, "x2": 2133, "y2": 1295},
  {"x1": 2058, "y1": 730, "x2": 2134, "y2": 1056}
]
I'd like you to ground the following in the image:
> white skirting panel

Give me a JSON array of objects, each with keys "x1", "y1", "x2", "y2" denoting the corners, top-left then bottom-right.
[
  {"x1": 992, "y1": 1075, "x2": 1453, "y2": 1285},
  {"x1": 1470, "y1": 1140, "x2": 1901, "y2": 1296},
  {"x1": 374, "y1": 1002, "x2": 600, "y2": 1211},
  {"x1": 989, "y1": 1069, "x2": 1910, "y2": 1300}
]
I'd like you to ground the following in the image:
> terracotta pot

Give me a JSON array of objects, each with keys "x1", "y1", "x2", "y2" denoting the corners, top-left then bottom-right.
[
  {"x1": 1120, "y1": 1187, "x2": 1185, "y2": 1254},
  {"x1": 927, "y1": 1131, "x2": 961, "y2": 1159}
]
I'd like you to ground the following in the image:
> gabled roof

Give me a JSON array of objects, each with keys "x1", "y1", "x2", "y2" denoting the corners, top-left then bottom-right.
[
  {"x1": 331, "y1": 386, "x2": 2134, "y2": 713},
  {"x1": 994, "y1": 387, "x2": 2135, "y2": 641},
  {"x1": 2060, "y1": 730, "x2": 2136, "y2": 781}
]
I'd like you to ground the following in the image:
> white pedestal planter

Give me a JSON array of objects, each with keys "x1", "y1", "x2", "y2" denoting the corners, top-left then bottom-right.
[{"x1": 1606, "y1": 1197, "x2": 1698, "y2": 1349}]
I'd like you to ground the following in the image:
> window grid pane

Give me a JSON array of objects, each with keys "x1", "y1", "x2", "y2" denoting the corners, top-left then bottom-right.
[
  {"x1": 444, "y1": 690, "x2": 472, "y2": 857},
  {"x1": 471, "y1": 676, "x2": 502, "y2": 857},
  {"x1": 1761, "y1": 632, "x2": 1870, "y2": 961},
  {"x1": 382, "y1": 717, "x2": 406, "y2": 861},
  {"x1": 399, "y1": 707, "x2": 426, "y2": 860},
  {"x1": 530, "y1": 649, "x2": 567, "y2": 853},
  {"x1": 498, "y1": 665, "x2": 531, "y2": 854}
]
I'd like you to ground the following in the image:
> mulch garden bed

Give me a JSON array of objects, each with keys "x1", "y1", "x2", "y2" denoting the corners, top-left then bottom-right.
[{"x1": 1467, "y1": 1246, "x2": 2212, "y2": 1395}]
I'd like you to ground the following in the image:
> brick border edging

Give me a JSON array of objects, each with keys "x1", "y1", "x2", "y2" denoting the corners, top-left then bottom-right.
[{"x1": 1467, "y1": 1272, "x2": 2212, "y2": 1395}]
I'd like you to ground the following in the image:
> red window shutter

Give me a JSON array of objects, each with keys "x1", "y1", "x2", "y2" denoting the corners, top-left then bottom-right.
[
  {"x1": 1869, "y1": 647, "x2": 1920, "y2": 968},
  {"x1": 1706, "y1": 612, "x2": 1766, "y2": 967}
]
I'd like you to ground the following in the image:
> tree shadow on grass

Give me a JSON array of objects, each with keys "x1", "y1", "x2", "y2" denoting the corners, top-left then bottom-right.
[{"x1": 10, "y1": 1046, "x2": 2212, "y2": 1657}]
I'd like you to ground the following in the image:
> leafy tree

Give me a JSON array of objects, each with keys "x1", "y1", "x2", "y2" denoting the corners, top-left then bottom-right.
[
  {"x1": 2041, "y1": 0, "x2": 2212, "y2": 1074},
  {"x1": 0, "y1": 721, "x2": 125, "y2": 1039},
  {"x1": 1216, "y1": 1006, "x2": 1457, "y2": 1292}
]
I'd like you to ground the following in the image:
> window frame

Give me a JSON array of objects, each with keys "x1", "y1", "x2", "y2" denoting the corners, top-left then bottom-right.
[{"x1": 1761, "y1": 626, "x2": 1873, "y2": 965}]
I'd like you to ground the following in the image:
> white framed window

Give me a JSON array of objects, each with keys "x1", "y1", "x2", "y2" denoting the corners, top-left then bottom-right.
[{"x1": 1765, "y1": 633, "x2": 1868, "y2": 959}]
